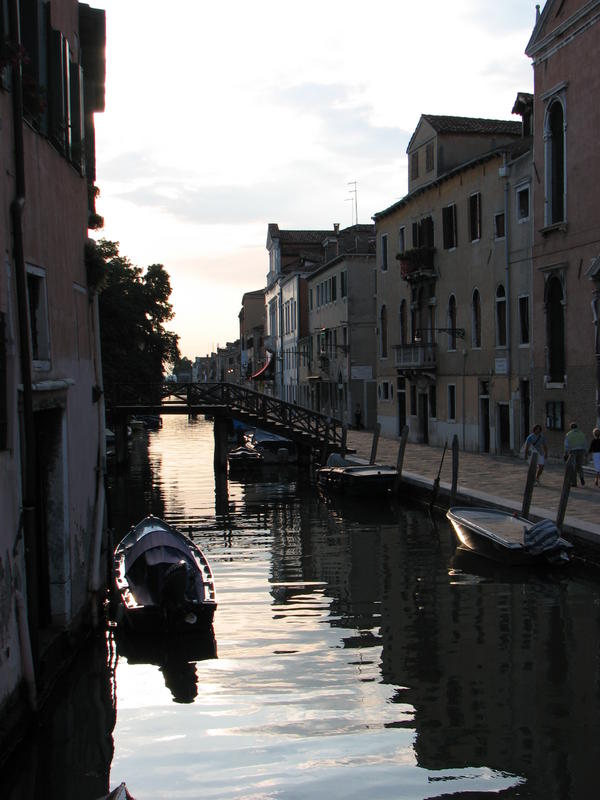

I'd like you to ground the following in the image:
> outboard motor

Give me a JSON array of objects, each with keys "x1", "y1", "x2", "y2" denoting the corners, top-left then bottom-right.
[{"x1": 161, "y1": 560, "x2": 190, "y2": 609}]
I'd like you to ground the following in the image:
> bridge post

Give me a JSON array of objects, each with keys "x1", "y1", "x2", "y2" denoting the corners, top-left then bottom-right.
[
  {"x1": 115, "y1": 414, "x2": 129, "y2": 464},
  {"x1": 213, "y1": 415, "x2": 230, "y2": 472}
]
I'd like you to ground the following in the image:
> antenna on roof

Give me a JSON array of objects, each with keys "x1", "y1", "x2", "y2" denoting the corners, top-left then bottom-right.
[{"x1": 348, "y1": 181, "x2": 358, "y2": 226}]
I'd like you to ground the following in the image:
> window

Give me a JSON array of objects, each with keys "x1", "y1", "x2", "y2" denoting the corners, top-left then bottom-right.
[
  {"x1": 447, "y1": 384, "x2": 456, "y2": 421},
  {"x1": 381, "y1": 234, "x2": 388, "y2": 271},
  {"x1": 516, "y1": 185, "x2": 530, "y2": 222},
  {"x1": 442, "y1": 203, "x2": 457, "y2": 249},
  {"x1": 399, "y1": 300, "x2": 408, "y2": 345},
  {"x1": 340, "y1": 271, "x2": 348, "y2": 298},
  {"x1": 495, "y1": 284, "x2": 507, "y2": 347},
  {"x1": 382, "y1": 381, "x2": 390, "y2": 400},
  {"x1": 469, "y1": 193, "x2": 481, "y2": 241},
  {"x1": 494, "y1": 212, "x2": 505, "y2": 239},
  {"x1": 425, "y1": 142, "x2": 434, "y2": 172},
  {"x1": 410, "y1": 384, "x2": 417, "y2": 415},
  {"x1": 545, "y1": 99, "x2": 565, "y2": 225},
  {"x1": 472, "y1": 289, "x2": 481, "y2": 348},
  {"x1": 519, "y1": 295, "x2": 530, "y2": 344},
  {"x1": 546, "y1": 401, "x2": 564, "y2": 431},
  {"x1": 448, "y1": 295, "x2": 457, "y2": 351},
  {"x1": 26, "y1": 267, "x2": 50, "y2": 366},
  {"x1": 546, "y1": 275, "x2": 565, "y2": 382},
  {"x1": 380, "y1": 305, "x2": 388, "y2": 358},
  {"x1": 309, "y1": 288, "x2": 313, "y2": 310},
  {"x1": 331, "y1": 275, "x2": 337, "y2": 302},
  {"x1": 398, "y1": 227, "x2": 405, "y2": 254},
  {"x1": 411, "y1": 151, "x2": 419, "y2": 180},
  {"x1": 412, "y1": 215, "x2": 434, "y2": 249}
]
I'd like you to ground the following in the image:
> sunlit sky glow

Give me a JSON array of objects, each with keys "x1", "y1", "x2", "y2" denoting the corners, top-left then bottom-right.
[{"x1": 90, "y1": 0, "x2": 536, "y2": 358}]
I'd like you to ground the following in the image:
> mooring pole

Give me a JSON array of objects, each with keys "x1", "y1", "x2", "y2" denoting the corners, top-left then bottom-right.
[
  {"x1": 556, "y1": 455, "x2": 575, "y2": 530},
  {"x1": 521, "y1": 451, "x2": 538, "y2": 519},
  {"x1": 369, "y1": 423, "x2": 381, "y2": 465},
  {"x1": 450, "y1": 435, "x2": 459, "y2": 502},
  {"x1": 396, "y1": 425, "x2": 409, "y2": 476}
]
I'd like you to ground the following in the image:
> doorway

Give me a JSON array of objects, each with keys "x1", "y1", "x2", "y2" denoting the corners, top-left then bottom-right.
[
  {"x1": 480, "y1": 396, "x2": 490, "y2": 453},
  {"x1": 498, "y1": 403, "x2": 510, "y2": 454}
]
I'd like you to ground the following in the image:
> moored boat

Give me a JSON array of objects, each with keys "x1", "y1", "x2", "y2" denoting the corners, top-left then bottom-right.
[
  {"x1": 113, "y1": 516, "x2": 217, "y2": 632},
  {"x1": 446, "y1": 506, "x2": 573, "y2": 566},
  {"x1": 317, "y1": 463, "x2": 398, "y2": 496},
  {"x1": 243, "y1": 428, "x2": 297, "y2": 464}
]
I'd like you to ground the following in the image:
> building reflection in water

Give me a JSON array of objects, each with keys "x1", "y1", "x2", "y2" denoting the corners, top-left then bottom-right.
[{"x1": 1, "y1": 633, "x2": 116, "y2": 800}]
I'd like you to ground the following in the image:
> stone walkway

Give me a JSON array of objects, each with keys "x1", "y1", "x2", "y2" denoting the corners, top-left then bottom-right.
[{"x1": 344, "y1": 429, "x2": 600, "y2": 543}]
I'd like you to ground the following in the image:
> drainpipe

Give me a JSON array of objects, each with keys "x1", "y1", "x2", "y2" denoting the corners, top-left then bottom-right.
[
  {"x1": 89, "y1": 289, "x2": 107, "y2": 627},
  {"x1": 10, "y1": 0, "x2": 40, "y2": 670},
  {"x1": 502, "y1": 153, "x2": 513, "y2": 449}
]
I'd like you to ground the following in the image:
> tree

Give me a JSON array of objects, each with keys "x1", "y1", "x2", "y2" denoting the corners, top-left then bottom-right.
[{"x1": 88, "y1": 239, "x2": 180, "y2": 405}]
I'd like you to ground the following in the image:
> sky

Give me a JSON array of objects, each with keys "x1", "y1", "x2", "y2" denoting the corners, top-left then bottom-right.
[{"x1": 90, "y1": 0, "x2": 537, "y2": 359}]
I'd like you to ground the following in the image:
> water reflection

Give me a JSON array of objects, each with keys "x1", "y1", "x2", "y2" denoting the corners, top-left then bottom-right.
[
  {"x1": 115, "y1": 627, "x2": 217, "y2": 704},
  {"x1": 1, "y1": 633, "x2": 116, "y2": 800},
  {"x1": 5, "y1": 416, "x2": 600, "y2": 799}
]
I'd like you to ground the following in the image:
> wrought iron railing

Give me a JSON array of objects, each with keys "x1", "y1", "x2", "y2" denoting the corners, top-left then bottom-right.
[{"x1": 107, "y1": 381, "x2": 346, "y2": 450}]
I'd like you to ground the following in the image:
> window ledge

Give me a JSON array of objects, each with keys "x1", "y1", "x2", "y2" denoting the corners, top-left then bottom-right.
[
  {"x1": 544, "y1": 379, "x2": 566, "y2": 389},
  {"x1": 540, "y1": 222, "x2": 568, "y2": 236}
]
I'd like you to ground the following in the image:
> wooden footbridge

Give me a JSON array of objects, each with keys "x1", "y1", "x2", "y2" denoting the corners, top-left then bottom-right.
[{"x1": 108, "y1": 381, "x2": 347, "y2": 466}]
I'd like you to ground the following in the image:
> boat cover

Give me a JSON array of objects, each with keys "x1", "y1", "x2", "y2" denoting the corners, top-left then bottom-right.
[
  {"x1": 125, "y1": 529, "x2": 195, "y2": 572},
  {"x1": 524, "y1": 519, "x2": 572, "y2": 556}
]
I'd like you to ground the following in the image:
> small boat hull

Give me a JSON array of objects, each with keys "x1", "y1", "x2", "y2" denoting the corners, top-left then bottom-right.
[
  {"x1": 447, "y1": 507, "x2": 572, "y2": 566},
  {"x1": 318, "y1": 464, "x2": 398, "y2": 496},
  {"x1": 113, "y1": 516, "x2": 217, "y2": 633}
]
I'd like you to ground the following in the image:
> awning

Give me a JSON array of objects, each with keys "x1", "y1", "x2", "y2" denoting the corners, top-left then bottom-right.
[{"x1": 250, "y1": 351, "x2": 274, "y2": 380}]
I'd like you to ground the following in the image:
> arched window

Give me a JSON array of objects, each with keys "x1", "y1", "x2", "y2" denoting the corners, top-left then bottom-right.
[
  {"x1": 448, "y1": 295, "x2": 457, "y2": 351},
  {"x1": 472, "y1": 289, "x2": 481, "y2": 348},
  {"x1": 496, "y1": 284, "x2": 506, "y2": 347},
  {"x1": 546, "y1": 276, "x2": 565, "y2": 383},
  {"x1": 380, "y1": 305, "x2": 388, "y2": 358},
  {"x1": 399, "y1": 300, "x2": 407, "y2": 345},
  {"x1": 545, "y1": 99, "x2": 565, "y2": 225}
]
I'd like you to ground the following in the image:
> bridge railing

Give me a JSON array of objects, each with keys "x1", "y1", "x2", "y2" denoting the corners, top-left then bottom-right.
[{"x1": 108, "y1": 381, "x2": 346, "y2": 450}]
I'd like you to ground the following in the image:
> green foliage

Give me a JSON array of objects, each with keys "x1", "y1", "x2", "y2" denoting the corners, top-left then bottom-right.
[{"x1": 92, "y1": 239, "x2": 180, "y2": 403}]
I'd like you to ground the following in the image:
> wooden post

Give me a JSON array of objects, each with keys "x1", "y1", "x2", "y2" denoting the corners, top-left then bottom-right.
[
  {"x1": 369, "y1": 423, "x2": 381, "y2": 465},
  {"x1": 521, "y1": 450, "x2": 538, "y2": 519},
  {"x1": 556, "y1": 455, "x2": 575, "y2": 530},
  {"x1": 450, "y1": 434, "x2": 459, "y2": 502},
  {"x1": 115, "y1": 416, "x2": 128, "y2": 465},
  {"x1": 396, "y1": 425, "x2": 409, "y2": 476},
  {"x1": 341, "y1": 424, "x2": 348, "y2": 458}
]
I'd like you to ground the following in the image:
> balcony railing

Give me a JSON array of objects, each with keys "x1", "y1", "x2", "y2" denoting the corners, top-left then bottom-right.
[{"x1": 394, "y1": 340, "x2": 437, "y2": 370}]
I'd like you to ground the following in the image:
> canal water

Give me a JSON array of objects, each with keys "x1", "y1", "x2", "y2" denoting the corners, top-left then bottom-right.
[{"x1": 4, "y1": 414, "x2": 600, "y2": 799}]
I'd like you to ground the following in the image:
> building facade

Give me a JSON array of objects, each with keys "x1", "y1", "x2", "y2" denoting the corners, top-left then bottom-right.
[
  {"x1": 0, "y1": 0, "x2": 106, "y2": 737},
  {"x1": 525, "y1": 0, "x2": 600, "y2": 454},
  {"x1": 374, "y1": 109, "x2": 533, "y2": 452}
]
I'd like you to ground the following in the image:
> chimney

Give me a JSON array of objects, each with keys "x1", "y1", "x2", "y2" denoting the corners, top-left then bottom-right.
[
  {"x1": 333, "y1": 223, "x2": 340, "y2": 233},
  {"x1": 536, "y1": 4, "x2": 540, "y2": 23}
]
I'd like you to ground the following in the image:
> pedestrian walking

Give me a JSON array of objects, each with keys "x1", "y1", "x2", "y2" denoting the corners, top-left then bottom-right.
[
  {"x1": 524, "y1": 424, "x2": 548, "y2": 484},
  {"x1": 588, "y1": 427, "x2": 600, "y2": 487},
  {"x1": 354, "y1": 403, "x2": 362, "y2": 430},
  {"x1": 564, "y1": 422, "x2": 587, "y2": 486}
]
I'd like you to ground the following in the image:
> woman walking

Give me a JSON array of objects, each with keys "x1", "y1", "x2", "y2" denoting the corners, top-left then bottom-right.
[
  {"x1": 589, "y1": 428, "x2": 600, "y2": 487},
  {"x1": 524, "y1": 424, "x2": 548, "y2": 485}
]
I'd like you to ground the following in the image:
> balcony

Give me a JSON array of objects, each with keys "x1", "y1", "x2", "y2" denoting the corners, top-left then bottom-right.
[
  {"x1": 397, "y1": 247, "x2": 436, "y2": 280},
  {"x1": 394, "y1": 340, "x2": 437, "y2": 371}
]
